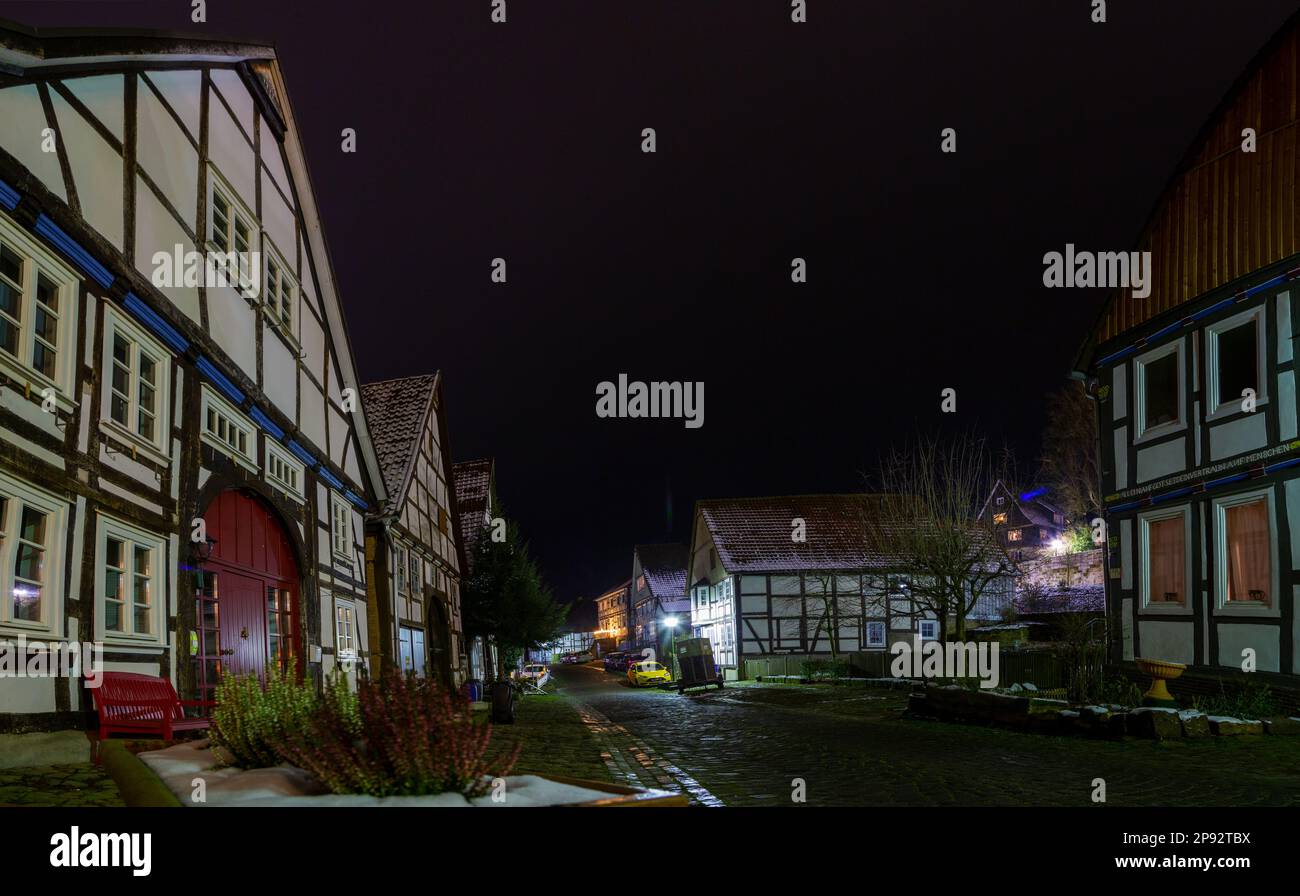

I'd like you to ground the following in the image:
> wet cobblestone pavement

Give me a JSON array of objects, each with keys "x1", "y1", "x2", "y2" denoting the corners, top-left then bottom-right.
[
  {"x1": 554, "y1": 665, "x2": 1300, "y2": 807},
  {"x1": 0, "y1": 763, "x2": 124, "y2": 807}
]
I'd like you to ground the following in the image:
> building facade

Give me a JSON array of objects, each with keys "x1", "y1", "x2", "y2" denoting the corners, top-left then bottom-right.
[
  {"x1": 452, "y1": 457, "x2": 496, "y2": 679},
  {"x1": 594, "y1": 580, "x2": 631, "y2": 652},
  {"x1": 362, "y1": 374, "x2": 465, "y2": 687},
  {"x1": 0, "y1": 23, "x2": 386, "y2": 732},
  {"x1": 629, "y1": 543, "x2": 688, "y2": 662},
  {"x1": 1075, "y1": 13, "x2": 1300, "y2": 682}
]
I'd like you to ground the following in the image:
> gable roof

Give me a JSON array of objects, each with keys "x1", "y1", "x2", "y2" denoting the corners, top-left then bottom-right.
[
  {"x1": 694, "y1": 494, "x2": 897, "y2": 574},
  {"x1": 634, "y1": 543, "x2": 688, "y2": 600},
  {"x1": 1076, "y1": 8, "x2": 1300, "y2": 369},
  {"x1": 360, "y1": 374, "x2": 439, "y2": 517},
  {"x1": 452, "y1": 458, "x2": 494, "y2": 567},
  {"x1": 977, "y1": 480, "x2": 1066, "y2": 531}
]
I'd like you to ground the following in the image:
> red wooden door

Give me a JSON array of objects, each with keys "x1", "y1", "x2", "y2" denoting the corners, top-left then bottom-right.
[
  {"x1": 218, "y1": 571, "x2": 268, "y2": 678},
  {"x1": 201, "y1": 490, "x2": 300, "y2": 684}
]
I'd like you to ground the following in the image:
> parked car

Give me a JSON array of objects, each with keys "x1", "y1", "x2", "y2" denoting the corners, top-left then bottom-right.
[
  {"x1": 516, "y1": 663, "x2": 550, "y2": 688},
  {"x1": 628, "y1": 661, "x2": 672, "y2": 687},
  {"x1": 560, "y1": 653, "x2": 578, "y2": 664},
  {"x1": 574, "y1": 652, "x2": 594, "y2": 663},
  {"x1": 603, "y1": 652, "x2": 628, "y2": 673}
]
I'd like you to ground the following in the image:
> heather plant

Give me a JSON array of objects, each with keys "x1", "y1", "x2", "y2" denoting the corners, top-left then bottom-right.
[
  {"x1": 273, "y1": 670, "x2": 520, "y2": 798},
  {"x1": 211, "y1": 666, "x2": 319, "y2": 768}
]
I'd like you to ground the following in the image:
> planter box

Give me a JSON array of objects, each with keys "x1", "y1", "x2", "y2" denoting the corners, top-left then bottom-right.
[{"x1": 105, "y1": 740, "x2": 687, "y2": 807}]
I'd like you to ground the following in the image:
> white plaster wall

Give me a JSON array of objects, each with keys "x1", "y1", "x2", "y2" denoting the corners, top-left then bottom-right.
[
  {"x1": 0, "y1": 85, "x2": 66, "y2": 201},
  {"x1": 1137, "y1": 619, "x2": 1194, "y2": 664},
  {"x1": 50, "y1": 91, "x2": 123, "y2": 250},
  {"x1": 1217, "y1": 623, "x2": 1280, "y2": 673}
]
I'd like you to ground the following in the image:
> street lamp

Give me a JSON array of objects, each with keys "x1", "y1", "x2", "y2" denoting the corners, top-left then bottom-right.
[{"x1": 662, "y1": 615, "x2": 680, "y2": 678}]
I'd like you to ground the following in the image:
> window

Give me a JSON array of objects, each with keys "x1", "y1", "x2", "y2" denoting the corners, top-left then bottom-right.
[
  {"x1": 865, "y1": 621, "x2": 886, "y2": 648},
  {"x1": 995, "y1": 496, "x2": 1004, "y2": 506},
  {"x1": 207, "y1": 174, "x2": 256, "y2": 294},
  {"x1": 200, "y1": 386, "x2": 256, "y2": 470},
  {"x1": 265, "y1": 441, "x2": 305, "y2": 501},
  {"x1": 918, "y1": 619, "x2": 939, "y2": 641},
  {"x1": 97, "y1": 516, "x2": 165, "y2": 642},
  {"x1": 0, "y1": 217, "x2": 78, "y2": 401},
  {"x1": 992, "y1": 512, "x2": 1007, "y2": 525},
  {"x1": 1207, "y1": 308, "x2": 1266, "y2": 417},
  {"x1": 336, "y1": 603, "x2": 355, "y2": 659},
  {"x1": 103, "y1": 309, "x2": 170, "y2": 455},
  {"x1": 267, "y1": 586, "x2": 294, "y2": 671},
  {"x1": 263, "y1": 241, "x2": 296, "y2": 338},
  {"x1": 395, "y1": 545, "x2": 407, "y2": 596},
  {"x1": 331, "y1": 493, "x2": 352, "y2": 560},
  {"x1": 1135, "y1": 342, "x2": 1182, "y2": 437},
  {"x1": 1007, "y1": 529, "x2": 1022, "y2": 542},
  {"x1": 1214, "y1": 492, "x2": 1272, "y2": 609},
  {"x1": 1140, "y1": 508, "x2": 1187, "y2": 608},
  {"x1": 0, "y1": 471, "x2": 67, "y2": 636}
]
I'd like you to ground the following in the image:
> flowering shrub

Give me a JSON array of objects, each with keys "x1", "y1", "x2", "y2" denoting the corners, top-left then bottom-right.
[
  {"x1": 211, "y1": 666, "x2": 323, "y2": 768},
  {"x1": 273, "y1": 670, "x2": 519, "y2": 798}
]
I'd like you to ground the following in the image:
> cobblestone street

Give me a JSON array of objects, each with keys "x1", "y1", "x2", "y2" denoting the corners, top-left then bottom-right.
[{"x1": 553, "y1": 665, "x2": 1300, "y2": 807}]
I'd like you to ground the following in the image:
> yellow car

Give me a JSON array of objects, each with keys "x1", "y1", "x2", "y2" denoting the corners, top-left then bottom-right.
[{"x1": 627, "y1": 661, "x2": 672, "y2": 687}]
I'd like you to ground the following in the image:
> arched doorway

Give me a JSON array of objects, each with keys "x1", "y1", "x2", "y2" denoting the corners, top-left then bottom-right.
[{"x1": 194, "y1": 490, "x2": 301, "y2": 698}]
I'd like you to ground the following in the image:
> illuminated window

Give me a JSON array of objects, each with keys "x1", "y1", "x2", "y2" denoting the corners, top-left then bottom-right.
[
  {"x1": 1214, "y1": 492, "x2": 1271, "y2": 608},
  {"x1": 1140, "y1": 508, "x2": 1187, "y2": 607},
  {"x1": 0, "y1": 471, "x2": 67, "y2": 637},
  {"x1": 993, "y1": 512, "x2": 1007, "y2": 525},
  {"x1": 1007, "y1": 530, "x2": 1022, "y2": 542},
  {"x1": 97, "y1": 516, "x2": 164, "y2": 642}
]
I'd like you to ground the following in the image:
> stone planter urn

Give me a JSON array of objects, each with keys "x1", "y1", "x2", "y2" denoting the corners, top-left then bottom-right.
[{"x1": 1136, "y1": 657, "x2": 1185, "y2": 707}]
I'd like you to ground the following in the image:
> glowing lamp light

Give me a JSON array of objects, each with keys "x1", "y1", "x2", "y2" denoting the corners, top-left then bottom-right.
[
  {"x1": 1049, "y1": 537, "x2": 1067, "y2": 555},
  {"x1": 663, "y1": 616, "x2": 679, "y2": 628}
]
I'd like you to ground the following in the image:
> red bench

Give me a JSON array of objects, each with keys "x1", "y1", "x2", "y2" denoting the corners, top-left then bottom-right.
[{"x1": 91, "y1": 671, "x2": 213, "y2": 748}]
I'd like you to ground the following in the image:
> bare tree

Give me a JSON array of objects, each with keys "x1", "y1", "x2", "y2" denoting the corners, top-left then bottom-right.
[
  {"x1": 773, "y1": 573, "x2": 844, "y2": 662},
  {"x1": 1038, "y1": 380, "x2": 1101, "y2": 521},
  {"x1": 862, "y1": 432, "x2": 1016, "y2": 642}
]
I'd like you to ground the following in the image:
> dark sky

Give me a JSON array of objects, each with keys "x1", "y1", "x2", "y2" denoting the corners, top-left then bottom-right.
[{"x1": 4, "y1": 0, "x2": 1298, "y2": 601}]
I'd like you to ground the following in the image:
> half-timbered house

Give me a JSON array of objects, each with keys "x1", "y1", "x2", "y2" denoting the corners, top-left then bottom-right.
[
  {"x1": 976, "y1": 480, "x2": 1069, "y2": 562},
  {"x1": 452, "y1": 457, "x2": 496, "y2": 679},
  {"x1": 629, "y1": 543, "x2": 688, "y2": 661},
  {"x1": 1074, "y1": 12, "x2": 1300, "y2": 688},
  {"x1": 0, "y1": 21, "x2": 385, "y2": 734},
  {"x1": 686, "y1": 494, "x2": 1000, "y2": 678},
  {"x1": 361, "y1": 374, "x2": 465, "y2": 687}
]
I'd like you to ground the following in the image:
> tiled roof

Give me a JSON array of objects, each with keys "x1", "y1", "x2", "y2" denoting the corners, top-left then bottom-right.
[
  {"x1": 634, "y1": 543, "x2": 688, "y2": 600},
  {"x1": 360, "y1": 374, "x2": 438, "y2": 516},
  {"x1": 452, "y1": 458, "x2": 493, "y2": 567},
  {"x1": 697, "y1": 494, "x2": 898, "y2": 573}
]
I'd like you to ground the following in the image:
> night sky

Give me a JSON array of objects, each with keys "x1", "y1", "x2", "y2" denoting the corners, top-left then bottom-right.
[{"x1": 3, "y1": 0, "x2": 1297, "y2": 602}]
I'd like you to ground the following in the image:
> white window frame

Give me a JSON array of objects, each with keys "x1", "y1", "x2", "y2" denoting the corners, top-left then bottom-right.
[
  {"x1": 917, "y1": 619, "x2": 939, "y2": 641},
  {"x1": 101, "y1": 306, "x2": 172, "y2": 460},
  {"x1": 1137, "y1": 504, "x2": 1193, "y2": 615},
  {"x1": 330, "y1": 492, "x2": 352, "y2": 561},
  {"x1": 0, "y1": 213, "x2": 80, "y2": 409},
  {"x1": 262, "y1": 238, "x2": 298, "y2": 343},
  {"x1": 1206, "y1": 306, "x2": 1268, "y2": 420},
  {"x1": 335, "y1": 600, "x2": 356, "y2": 660},
  {"x1": 200, "y1": 385, "x2": 257, "y2": 472},
  {"x1": 865, "y1": 620, "x2": 887, "y2": 648},
  {"x1": 1211, "y1": 487, "x2": 1279, "y2": 617},
  {"x1": 264, "y1": 439, "x2": 305, "y2": 502},
  {"x1": 94, "y1": 515, "x2": 167, "y2": 646},
  {"x1": 205, "y1": 167, "x2": 259, "y2": 299},
  {"x1": 0, "y1": 470, "x2": 68, "y2": 638},
  {"x1": 1134, "y1": 340, "x2": 1185, "y2": 442}
]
